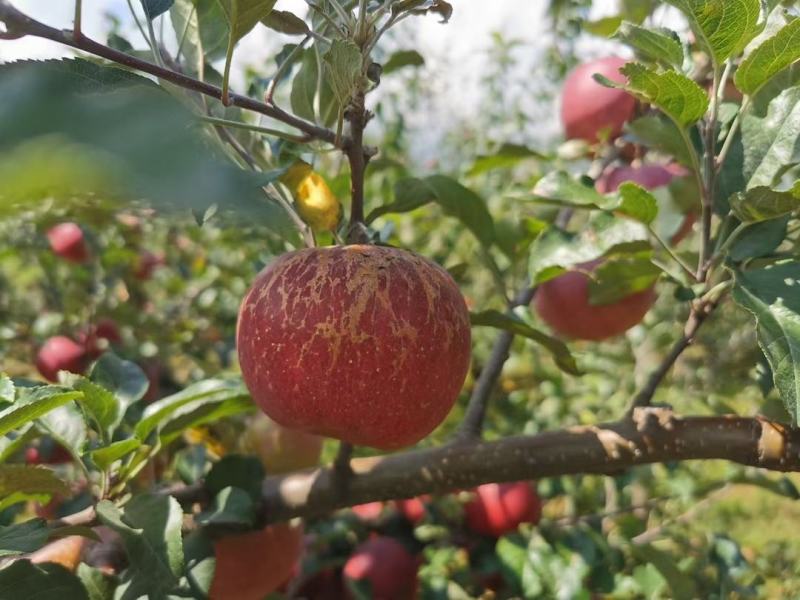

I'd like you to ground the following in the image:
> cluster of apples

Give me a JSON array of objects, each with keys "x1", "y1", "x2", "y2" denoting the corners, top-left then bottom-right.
[
  {"x1": 35, "y1": 222, "x2": 163, "y2": 383},
  {"x1": 535, "y1": 57, "x2": 697, "y2": 341}
]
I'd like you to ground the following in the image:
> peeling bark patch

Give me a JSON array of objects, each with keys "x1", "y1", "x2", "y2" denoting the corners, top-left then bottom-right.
[{"x1": 237, "y1": 245, "x2": 472, "y2": 450}]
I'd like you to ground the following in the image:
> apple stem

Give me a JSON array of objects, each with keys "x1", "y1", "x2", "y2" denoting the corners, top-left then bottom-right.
[{"x1": 345, "y1": 90, "x2": 372, "y2": 243}]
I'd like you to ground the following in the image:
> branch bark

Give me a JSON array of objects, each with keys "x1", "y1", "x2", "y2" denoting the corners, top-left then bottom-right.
[
  {"x1": 0, "y1": 1, "x2": 338, "y2": 146},
  {"x1": 259, "y1": 410, "x2": 800, "y2": 523}
]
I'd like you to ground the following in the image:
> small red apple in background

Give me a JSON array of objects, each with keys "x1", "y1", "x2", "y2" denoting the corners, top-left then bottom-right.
[
  {"x1": 209, "y1": 523, "x2": 303, "y2": 600},
  {"x1": 25, "y1": 444, "x2": 72, "y2": 465},
  {"x1": 596, "y1": 163, "x2": 697, "y2": 245},
  {"x1": 46, "y1": 222, "x2": 90, "y2": 263},
  {"x1": 133, "y1": 250, "x2": 164, "y2": 280},
  {"x1": 535, "y1": 259, "x2": 657, "y2": 341},
  {"x1": 35, "y1": 336, "x2": 89, "y2": 382},
  {"x1": 28, "y1": 535, "x2": 86, "y2": 571},
  {"x1": 343, "y1": 536, "x2": 418, "y2": 600},
  {"x1": 352, "y1": 502, "x2": 386, "y2": 522},
  {"x1": 295, "y1": 567, "x2": 346, "y2": 600},
  {"x1": 240, "y1": 413, "x2": 323, "y2": 475},
  {"x1": 237, "y1": 245, "x2": 471, "y2": 450},
  {"x1": 561, "y1": 57, "x2": 636, "y2": 144},
  {"x1": 78, "y1": 318, "x2": 122, "y2": 359},
  {"x1": 464, "y1": 481, "x2": 542, "y2": 538},
  {"x1": 396, "y1": 496, "x2": 429, "y2": 524},
  {"x1": 140, "y1": 360, "x2": 162, "y2": 403}
]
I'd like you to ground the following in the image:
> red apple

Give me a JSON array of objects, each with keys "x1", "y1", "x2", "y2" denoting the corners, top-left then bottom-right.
[
  {"x1": 561, "y1": 57, "x2": 636, "y2": 144},
  {"x1": 295, "y1": 568, "x2": 346, "y2": 600},
  {"x1": 140, "y1": 360, "x2": 162, "y2": 404},
  {"x1": 343, "y1": 537, "x2": 418, "y2": 600},
  {"x1": 352, "y1": 502, "x2": 385, "y2": 522},
  {"x1": 46, "y1": 222, "x2": 90, "y2": 263},
  {"x1": 670, "y1": 212, "x2": 697, "y2": 245},
  {"x1": 236, "y1": 245, "x2": 471, "y2": 450},
  {"x1": 25, "y1": 444, "x2": 72, "y2": 465},
  {"x1": 133, "y1": 250, "x2": 164, "y2": 280},
  {"x1": 464, "y1": 481, "x2": 542, "y2": 538},
  {"x1": 241, "y1": 413, "x2": 323, "y2": 475},
  {"x1": 35, "y1": 336, "x2": 89, "y2": 382},
  {"x1": 396, "y1": 496, "x2": 429, "y2": 524},
  {"x1": 595, "y1": 164, "x2": 675, "y2": 194},
  {"x1": 78, "y1": 319, "x2": 122, "y2": 359},
  {"x1": 534, "y1": 259, "x2": 657, "y2": 341},
  {"x1": 209, "y1": 523, "x2": 303, "y2": 600}
]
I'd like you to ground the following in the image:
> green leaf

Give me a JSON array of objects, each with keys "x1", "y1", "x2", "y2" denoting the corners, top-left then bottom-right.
[
  {"x1": 382, "y1": 50, "x2": 425, "y2": 74},
  {"x1": 38, "y1": 403, "x2": 87, "y2": 457},
  {"x1": 77, "y1": 564, "x2": 117, "y2": 600},
  {"x1": 730, "y1": 185, "x2": 800, "y2": 222},
  {"x1": 529, "y1": 213, "x2": 650, "y2": 284},
  {"x1": 633, "y1": 545, "x2": 696, "y2": 600},
  {"x1": 89, "y1": 354, "x2": 148, "y2": 413},
  {"x1": 735, "y1": 18, "x2": 800, "y2": 96},
  {"x1": 192, "y1": 0, "x2": 229, "y2": 59},
  {"x1": 0, "y1": 375, "x2": 13, "y2": 403},
  {"x1": 470, "y1": 310, "x2": 580, "y2": 375},
  {"x1": 0, "y1": 387, "x2": 81, "y2": 437},
  {"x1": 742, "y1": 85, "x2": 800, "y2": 189},
  {"x1": 732, "y1": 261, "x2": 800, "y2": 423},
  {"x1": 134, "y1": 379, "x2": 248, "y2": 441},
  {"x1": 666, "y1": 0, "x2": 762, "y2": 64},
  {"x1": 616, "y1": 183, "x2": 659, "y2": 225},
  {"x1": 90, "y1": 439, "x2": 142, "y2": 471},
  {"x1": 0, "y1": 464, "x2": 69, "y2": 499},
  {"x1": 584, "y1": 15, "x2": 623, "y2": 37},
  {"x1": 95, "y1": 494, "x2": 184, "y2": 599},
  {"x1": 261, "y1": 9, "x2": 309, "y2": 35},
  {"x1": 611, "y1": 63, "x2": 709, "y2": 127},
  {"x1": 196, "y1": 486, "x2": 256, "y2": 529},
  {"x1": 625, "y1": 115, "x2": 692, "y2": 167},
  {"x1": 393, "y1": 0, "x2": 453, "y2": 22},
  {"x1": 366, "y1": 177, "x2": 435, "y2": 222},
  {"x1": 217, "y1": 0, "x2": 277, "y2": 44},
  {"x1": 588, "y1": 253, "x2": 662, "y2": 305},
  {"x1": 422, "y1": 175, "x2": 496, "y2": 246},
  {"x1": 290, "y1": 49, "x2": 320, "y2": 122},
  {"x1": 322, "y1": 39, "x2": 364, "y2": 107},
  {"x1": 157, "y1": 393, "x2": 253, "y2": 444},
  {"x1": 0, "y1": 518, "x2": 49, "y2": 556},
  {"x1": 171, "y1": 0, "x2": 204, "y2": 76},
  {"x1": 67, "y1": 375, "x2": 120, "y2": 440},
  {"x1": 205, "y1": 455, "x2": 264, "y2": 500},
  {"x1": 141, "y1": 0, "x2": 175, "y2": 19},
  {"x1": 0, "y1": 560, "x2": 89, "y2": 600},
  {"x1": 614, "y1": 22, "x2": 684, "y2": 67},
  {"x1": 467, "y1": 143, "x2": 548, "y2": 176},
  {"x1": 525, "y1": 172, "x2": 658, "y2": 224},
  {"x1": 728, "y1": 216, "x2": 789, "y2": 261}
]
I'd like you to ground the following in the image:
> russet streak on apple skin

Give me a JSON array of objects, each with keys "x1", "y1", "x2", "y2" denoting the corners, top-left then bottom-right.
[{"x1": 237, "y1": 245, "x2": 471, "y2": 450}]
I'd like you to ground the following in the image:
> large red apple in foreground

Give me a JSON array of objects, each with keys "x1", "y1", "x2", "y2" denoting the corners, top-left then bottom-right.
[
  {"x1": 209, "y1": 523, "x2": 302, "y2": 600},
  {"x1": 343, "y1": 536, "x2": 418, "y2": 600},
  {"x1": 241, "y1": 413, "x2": 323, "y2": 474},
  {"x1": 561, "y1": 57, "x2": 636, "y2": 143},
  {"x1": 46, "y1": 222, "x2": 90, "y2": 263},
  {"x1": 237, "y1": 245, "x2": 471, "y2": 450},
  {"x1": 36, "y1": 336, "x2": 89, "y2": 382},
  {"x1": 534, "y1": 259, "x2": 657, "y2": 341},
  {"x1": 464, "y1": 481, "x2": 542, "y2": 538}
]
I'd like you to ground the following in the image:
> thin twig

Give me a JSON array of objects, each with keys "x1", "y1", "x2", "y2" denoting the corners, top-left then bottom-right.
[
  {"x1": 457, "y1": 284, "x2": 537, "y2": 441},
  {"x1": 73, "y1": 0, "x2": 81, "y2": 39},
  {"x1": 199, "y1": 115, "x2": 310, "y2": 144},
  {"x1": 698, "y1": 65, "x2": 721, "y2": 282},
  {"x1": 0, "y1": 2, "x2": 339, "y2": 146},
  {"x1": 264, "y1": 34, "x2": 311, "y2": 105}
]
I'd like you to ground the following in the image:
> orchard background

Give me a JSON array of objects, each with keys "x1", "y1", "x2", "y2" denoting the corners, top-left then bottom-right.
[{"x1": 2, "y1": 0, "x2": 800, "y2": 598}]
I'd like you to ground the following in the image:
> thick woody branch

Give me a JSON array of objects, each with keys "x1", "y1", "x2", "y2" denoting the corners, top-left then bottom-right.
[
  {"x1": 44, "y1": 412, "x2": 800, "y2": 529},
  {"x1": 0, "y1": 1, "x2": 338, "y2": 146},
  {"x1": 260, "y1": 411, "x2": 800, "y2": 523}
]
